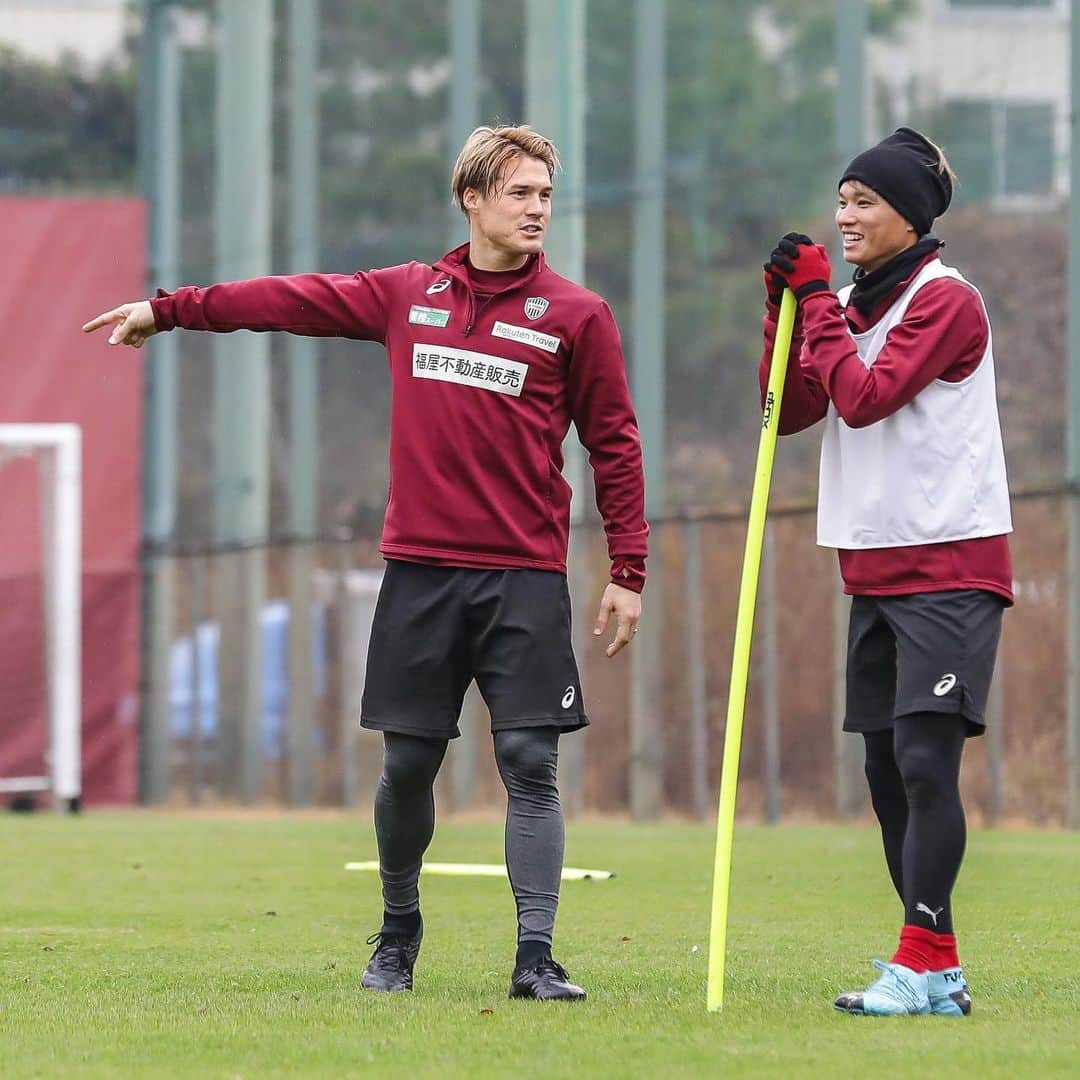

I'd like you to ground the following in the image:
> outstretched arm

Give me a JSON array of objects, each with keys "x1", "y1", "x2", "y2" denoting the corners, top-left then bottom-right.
[{"x1": 84, "y1": 269, "x2": 402, "y2": 346}]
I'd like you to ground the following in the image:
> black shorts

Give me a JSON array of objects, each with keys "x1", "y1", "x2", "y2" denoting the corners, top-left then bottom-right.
[
  {"x1": 844, "y1": 589, "x2": 1005, "y2": 737},
  {"x1": 360, "y1": 560, "x2": 587, "y2": 740}
]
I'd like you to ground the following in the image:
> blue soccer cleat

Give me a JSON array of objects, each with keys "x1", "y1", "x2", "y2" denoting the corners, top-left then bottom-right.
[
  {"x1": 834, "y1": 960, "x2": 931, "y2": 1016},
  {"x1": 927, "y1": 966, "x2": 971, "y2": 1016}
]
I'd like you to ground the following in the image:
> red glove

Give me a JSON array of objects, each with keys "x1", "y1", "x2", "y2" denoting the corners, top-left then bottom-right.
[
  {"x1": 766, "y1": 233, "x2": 832, "y2": 302},
  {"x1": 762, "y1": 265, "x2": 785, "y2": 311}
]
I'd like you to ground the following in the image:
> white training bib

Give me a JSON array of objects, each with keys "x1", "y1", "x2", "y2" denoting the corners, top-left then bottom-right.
[{"x1": 817, "y1": 260, "x2": 1012, "y2": 549}]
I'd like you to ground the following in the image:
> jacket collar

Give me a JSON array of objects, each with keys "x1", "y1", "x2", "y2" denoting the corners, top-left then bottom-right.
[{"x1": 434, "y1": 243, "x2": 547, "y2": 294}]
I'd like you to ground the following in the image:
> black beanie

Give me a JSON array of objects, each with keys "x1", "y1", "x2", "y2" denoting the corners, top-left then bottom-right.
[{"x1": 840, "y1": 127, "x2": 952, "y2": 236}]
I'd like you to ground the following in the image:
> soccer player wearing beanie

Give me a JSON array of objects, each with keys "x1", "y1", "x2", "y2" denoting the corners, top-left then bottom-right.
[{"x1": 760, "y1": 128, "x2": 1012, "y2": 1016}]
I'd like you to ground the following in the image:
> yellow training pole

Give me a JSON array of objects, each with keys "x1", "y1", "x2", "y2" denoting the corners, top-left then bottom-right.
[{"x1": 707, "y1": 288, "x2": 797, "y2": 1012}]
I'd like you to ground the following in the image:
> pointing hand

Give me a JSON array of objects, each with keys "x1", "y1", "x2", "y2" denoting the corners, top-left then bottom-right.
[{"x1": 82, "y1": 300, "x2": 157, "y2": 348}]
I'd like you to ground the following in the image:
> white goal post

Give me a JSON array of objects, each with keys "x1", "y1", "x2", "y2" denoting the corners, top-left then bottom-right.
[{"x1": 0, "y1": 424, "x2": 81, "y2": 808}]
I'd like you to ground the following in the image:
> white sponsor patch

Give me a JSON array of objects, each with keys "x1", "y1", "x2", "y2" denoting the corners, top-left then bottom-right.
[
  {"x1": 409, "y1": 305, "x2": 451, "y2": 328},
  {"x1": 412, "y1": 344, "x2": 528, "y2": 397},
  {"x1": 491, "y1": 320, "x2": 560, "y2": 354}
]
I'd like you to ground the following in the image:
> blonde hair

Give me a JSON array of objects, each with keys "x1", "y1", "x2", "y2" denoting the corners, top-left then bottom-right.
[
  {"x1": 924, "y1": 133, "x2": 958, "y2": 187},
  {"x1": 451, "y1": 125, "x2": 560, "y2": 216}
]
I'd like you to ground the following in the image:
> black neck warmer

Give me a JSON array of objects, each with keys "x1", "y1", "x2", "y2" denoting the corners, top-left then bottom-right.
[{"x1": 848, "y1": 235, "x2": 944, "y2": 314}]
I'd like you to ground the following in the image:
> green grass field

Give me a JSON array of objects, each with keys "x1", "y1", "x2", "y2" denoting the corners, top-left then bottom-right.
[{"x1": 1, "y1": 814, "x2": 1077, "y2": 1078}]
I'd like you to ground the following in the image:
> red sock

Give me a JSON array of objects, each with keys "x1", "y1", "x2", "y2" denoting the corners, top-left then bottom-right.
[
  {"x1": 932, "y1": 932, "x2": 960, "y2": 970},
  {"x1": 890, "y1": 924, "x2": 938, "y2": 973}
]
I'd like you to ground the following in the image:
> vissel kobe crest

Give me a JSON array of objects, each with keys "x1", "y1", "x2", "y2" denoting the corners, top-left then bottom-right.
[{"x1": 524, "y1": 296, "x2": 549, "y2": 320}]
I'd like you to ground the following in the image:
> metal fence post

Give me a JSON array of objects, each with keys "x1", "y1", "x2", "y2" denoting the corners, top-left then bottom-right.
[
  {"x1": 986, "y1": 654, "x2": 1005, "y2": 825},
  {"x1": 452, "y1": 683, "x2": 483, "y2": 811},
  {"x1": 1068, "y1": 497, "x2": 1080, "y2": 828},
  {"x1": 761, "y1": 522, "x2": 781, "y2": 824},
  {"x1": 1068, "y1": 0, "x2": 1080, "y2": 830},
  {"x1": 685, "y1": 520, "x2": 709, "y2": 821},
  {"x1": 285, "y1": 0, "x2": 320, "y2": 808},
  {"x1": 213, "y1": 0, "x2": 273, "y2": 803},
  {"x1": 189, "y1": 555, "x2": 205, "y2": 805},
  {"x1": 833, "y1": 584, "x2": 863, "y2": 818},
  {"x1": 137, "y1": 0, "x2": 181, "y2": 805}
]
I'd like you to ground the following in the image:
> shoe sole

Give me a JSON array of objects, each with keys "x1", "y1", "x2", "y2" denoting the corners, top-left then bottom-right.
[
  {"x1": 833, "y1": 1005, "x2": 928, "y2": 1017},
  {"x1": 929, "y1": 998, "x2": 970, "y2": 1017},
  {"x1": 833, "y1": 997, "x2": 929, "y2": 1017},
  {"x1": 508, "y1": 986, "x2": 587, "y2": 1002}
]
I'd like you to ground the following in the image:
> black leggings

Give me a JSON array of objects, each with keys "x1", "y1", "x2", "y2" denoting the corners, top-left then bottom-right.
[
  {"x1": 862, "y1": 712, "x2": 967, "y2": 934},
  {"x1": 374, "y1": 727, "x2": 563, "y2": 947}
]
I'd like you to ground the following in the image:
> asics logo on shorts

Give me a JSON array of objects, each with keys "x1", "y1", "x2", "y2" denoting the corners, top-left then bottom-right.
[
  {"x1": 561, "y1": 686, "x2": 575, "y2": 709},
  {"x1": 933, "y1": 673, "x2": 958, "y2": 696}
]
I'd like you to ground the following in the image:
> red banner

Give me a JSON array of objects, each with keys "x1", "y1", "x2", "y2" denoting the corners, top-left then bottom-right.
[{"x1": 0, "y1": 197, "x2": 144, "y2": 804}]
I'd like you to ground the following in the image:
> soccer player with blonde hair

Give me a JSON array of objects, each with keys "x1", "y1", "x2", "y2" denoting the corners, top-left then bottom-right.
[{"x1": 84, "y1": 124, "x2": 648, "y2": 1001}]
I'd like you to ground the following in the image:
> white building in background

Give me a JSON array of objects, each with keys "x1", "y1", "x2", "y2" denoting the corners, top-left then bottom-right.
[
  {"x1": 0, "y1": 0, "x2": 128, "y2": 68},
  {"x1": 872, "y1": 0, "x2": 1070, "y2": 204}
]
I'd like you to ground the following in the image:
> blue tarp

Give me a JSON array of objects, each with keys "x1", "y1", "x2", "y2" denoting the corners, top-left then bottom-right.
[{"x1": 169, "y1": 601, "x2": 327, "y2": 758}]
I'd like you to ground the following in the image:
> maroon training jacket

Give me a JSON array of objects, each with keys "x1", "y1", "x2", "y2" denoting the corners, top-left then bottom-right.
[{"x1": 151, "y1": 243, "x2": 649, "y2": 589}]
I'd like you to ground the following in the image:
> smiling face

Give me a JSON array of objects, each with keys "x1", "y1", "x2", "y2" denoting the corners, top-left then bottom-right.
[
  {"x1": 836, "y1": 179, "x2": 917, "y2": 273},
  {"x1": 463, "y1": 154, "x2": 552, "y2": 271}
]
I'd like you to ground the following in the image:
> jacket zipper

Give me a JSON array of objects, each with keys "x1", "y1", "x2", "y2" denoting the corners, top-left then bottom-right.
[
  {"x1": 464, "y1": 285, "x2": 476, "y2": 336},
  {"x1": 442, "y1": 259, "x2": 534, "y2": 336}
]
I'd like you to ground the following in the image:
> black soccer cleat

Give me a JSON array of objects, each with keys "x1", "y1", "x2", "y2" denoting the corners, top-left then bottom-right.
[
  {"x1": 361, "y1": 922, "x2": 423, "y2": 993},
  {"x1": 508, "y1": 956, "x2": 587, "y2": 1001}
]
